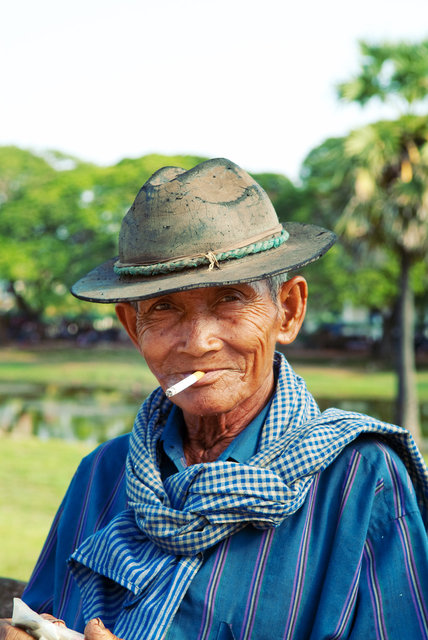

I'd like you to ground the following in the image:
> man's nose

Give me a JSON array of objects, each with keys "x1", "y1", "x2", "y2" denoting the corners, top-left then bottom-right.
[{"x1": 177, "y1": 313, "x2": 223, "y2": 355}]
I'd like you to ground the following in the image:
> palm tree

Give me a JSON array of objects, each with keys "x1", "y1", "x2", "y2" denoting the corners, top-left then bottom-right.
[
  {"x1": 337, "y1": 116, "x2": 428, "y2": 444},
  {"x1": 336, "y1": 41, "x2": 428, "y2": 445},
  {"x1": 337, "y1": 41, "x2": 428, "y2": 109}
]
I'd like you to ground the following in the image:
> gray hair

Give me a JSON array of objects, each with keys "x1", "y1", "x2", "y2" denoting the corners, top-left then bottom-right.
[{"x1": 263, "y1": 273, "x2": 289, "y2": 302}]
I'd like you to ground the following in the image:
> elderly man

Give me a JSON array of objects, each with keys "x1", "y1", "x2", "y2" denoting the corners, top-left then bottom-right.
[{"x1": 3, "y1": 159, "x2": 427, "y2": 639}]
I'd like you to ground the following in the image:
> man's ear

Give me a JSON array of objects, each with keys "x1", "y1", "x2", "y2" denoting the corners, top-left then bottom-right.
[
  {"x1": 115, "y1": 302, "x2": 140, "y2": 350},
  {"x1": 276, "y1": 276, "x2": 308, "y2": 345}
]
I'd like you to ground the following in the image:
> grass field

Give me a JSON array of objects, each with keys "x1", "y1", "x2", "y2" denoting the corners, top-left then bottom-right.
[
  {"x1": 0, "y1": 343, "x2": 157, "y2": 394},
  {"x1": 0, "y1": 437, "x2": 92, "y2": 581},
  {"x1": 0, "y1": 342, "x2": 427, "y2": 400},
  {"x1": 0, "y1": 343, "x2": 427, "y2": 580}
]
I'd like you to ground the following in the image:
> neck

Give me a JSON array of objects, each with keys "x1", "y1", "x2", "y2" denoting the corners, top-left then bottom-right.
[{"x1": 181, "y1": 376, "x2": 274, "y2": 465}]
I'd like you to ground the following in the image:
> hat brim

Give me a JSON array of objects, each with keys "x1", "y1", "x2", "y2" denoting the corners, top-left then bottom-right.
[{"x1": 70, "y1": 222, "x2": 336, "y2": 303}]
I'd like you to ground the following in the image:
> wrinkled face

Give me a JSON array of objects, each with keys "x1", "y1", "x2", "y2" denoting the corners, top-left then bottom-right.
[{"x1": 133, "y1": 283, "x2": 285, "y2": 418}]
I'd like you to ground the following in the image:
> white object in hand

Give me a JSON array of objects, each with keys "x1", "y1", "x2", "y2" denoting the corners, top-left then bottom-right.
[
  {"x1": 12, "y1": 598, "x2": 84, "y2": 640},
  {"x1": 165, "y1": 371, "x2": 205, "y2": 397}
]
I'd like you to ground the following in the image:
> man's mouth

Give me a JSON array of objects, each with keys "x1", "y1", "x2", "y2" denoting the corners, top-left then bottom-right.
[
  {"x1": 166, "y1": 368, "x2": 234, "y2": 393},
  {"x1": 165, "y1": 371, "x2": 205, "y2": 397}
]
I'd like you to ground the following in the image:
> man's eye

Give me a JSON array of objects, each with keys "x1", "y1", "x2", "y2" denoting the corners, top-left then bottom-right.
[
  {"x1": 219, "y1": 294, "x2": 240, "y2": 303},
  {"x1": 151, "y1": 302, "x2": 172, "y2": 311}
]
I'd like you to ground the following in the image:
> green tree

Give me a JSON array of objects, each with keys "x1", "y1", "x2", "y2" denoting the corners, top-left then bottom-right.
[
  {"x1": 295, "y1": 138, "x2": 379, "y2": 322},
  {"x1": 299, "y1": 137, "x2": 409, "y2": 325},
  {"x1": 337, "y1": 40, "x2": 428, "y2": 108},
  {"x1": 253, "y1": 169, "x2": 349, "y2": 322},
  {"x1": 0, "y1": 148, "x2": 205, "y2": 332},
  {"x1": 336, "y1": 40, "x2": 428, "y2": 444},
  {"x1": 0, "y1": 148, "x2": 109, "y2": 327}
]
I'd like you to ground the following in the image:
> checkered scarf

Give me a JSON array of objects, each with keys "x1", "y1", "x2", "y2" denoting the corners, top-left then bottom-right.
[{"x1": 70, "y1": 353, "x2": 428, "y2": 640}]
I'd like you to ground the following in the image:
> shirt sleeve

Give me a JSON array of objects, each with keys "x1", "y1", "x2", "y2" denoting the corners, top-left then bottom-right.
[
  {"x1": 22, "y1": 434, "x2": 129, "y2": 631},
  {"x1": 349, "y1": 441, "x2": 428, "y2": 639},
  {"x1": 22, "y1": 497, "x2": 65, "y2": 615}
]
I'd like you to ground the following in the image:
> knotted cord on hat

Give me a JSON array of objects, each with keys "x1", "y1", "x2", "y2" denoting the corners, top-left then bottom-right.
[{"x1": 113, "y1": 228, "x2": 289, "y2": 277}]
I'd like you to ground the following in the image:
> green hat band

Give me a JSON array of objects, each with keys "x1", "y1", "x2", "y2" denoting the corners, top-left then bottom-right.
[{"x1": 114, "y1": 228, "x2": 289, "y2": 277}]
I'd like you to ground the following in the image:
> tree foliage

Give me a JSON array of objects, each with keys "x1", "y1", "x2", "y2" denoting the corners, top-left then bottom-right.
[
  {"x1": 0, "y1": 149, "x2": 205, "y2": 322},
  {"x1": 337, "y1": 40, "x2": 428, "y2": 108},
  {"x1": 334, "y1": 40, "x2": 428, "y2": 442}
]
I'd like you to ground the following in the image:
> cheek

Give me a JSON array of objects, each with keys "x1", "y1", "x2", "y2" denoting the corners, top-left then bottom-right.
[
  {"x1": 232, "y1": 313, "x2": 281, "y2": 365},
  {"x1": 136, "y1": 325, "x2": 171, "y2": 371}
]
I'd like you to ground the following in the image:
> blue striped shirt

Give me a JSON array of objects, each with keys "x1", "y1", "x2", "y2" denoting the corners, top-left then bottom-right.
[{"x1": 23, "y1": 417, "x2": 428, "y2": 638}]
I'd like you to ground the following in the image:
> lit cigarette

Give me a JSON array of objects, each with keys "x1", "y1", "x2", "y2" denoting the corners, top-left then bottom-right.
[{"x1": 165, "y1": 371, "x2": 205, "y2": 397}]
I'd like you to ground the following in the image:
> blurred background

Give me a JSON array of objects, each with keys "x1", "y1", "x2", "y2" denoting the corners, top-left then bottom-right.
[{"x1": 0, "y1": 0, "x2": 427, "y2": 581}]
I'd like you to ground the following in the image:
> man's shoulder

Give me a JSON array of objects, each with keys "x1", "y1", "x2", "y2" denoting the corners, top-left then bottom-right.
[
  {"x1": 327, "y1": 434, "x2": 409, "y2": 479},
  {"x1": 348, "y1": 434, "x2": 404, "y2": 466},
  {"x1": 76, "y1": 432, "x2": 131, "y2": 478},
  {"x1": 321, "y1": 434, "x2": 424, "y2": 519},
  {"x1": 62, "y1": 433, "x2": 131, "y2": 517}
]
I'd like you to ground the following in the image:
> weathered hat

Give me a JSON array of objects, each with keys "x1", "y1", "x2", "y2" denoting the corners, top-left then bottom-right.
[{"x1": 71, "y1": 158, "x2": 336, "y2": 303}]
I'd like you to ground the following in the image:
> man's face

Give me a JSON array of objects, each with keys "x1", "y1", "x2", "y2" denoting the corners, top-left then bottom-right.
[{"x1": 132, "y1": 283, "x2": 285, "y2": 418}]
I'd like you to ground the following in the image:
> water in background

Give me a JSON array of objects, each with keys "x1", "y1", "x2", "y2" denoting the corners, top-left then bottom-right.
[
  {"x1": 1, "y1": 384, "x2": 427, "y2": 443},
  {"x1": 0, "y1": 384, "x2": 141, "y2": 443}
]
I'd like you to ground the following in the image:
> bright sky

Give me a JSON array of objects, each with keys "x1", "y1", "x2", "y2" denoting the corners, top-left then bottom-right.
[{"x1": 2, "y1": 0, "x2": 428, "y2": 179}]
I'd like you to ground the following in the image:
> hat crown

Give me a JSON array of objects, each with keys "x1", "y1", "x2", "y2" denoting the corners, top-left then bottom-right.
[
  {"x1": 119, "y1": 158, "x2": 279, "y2": 265},
  {"x1": 71, "y1": 157, "x2": 336, "y2": 304}
]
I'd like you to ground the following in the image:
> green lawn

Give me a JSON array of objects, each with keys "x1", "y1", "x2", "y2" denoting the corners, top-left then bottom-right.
[
  {"x1": 0, "y1": 344, "x2": 157, "y2": 393},
  {"x1": 0, "y1": 436, "x2": 92, "y2": 581},
  {"x1": 295, "y1": 364, "x2": 406, "y2": 399},
  {"x1": 0, "y1": 343, "x2": 426, "y2": 400}
]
